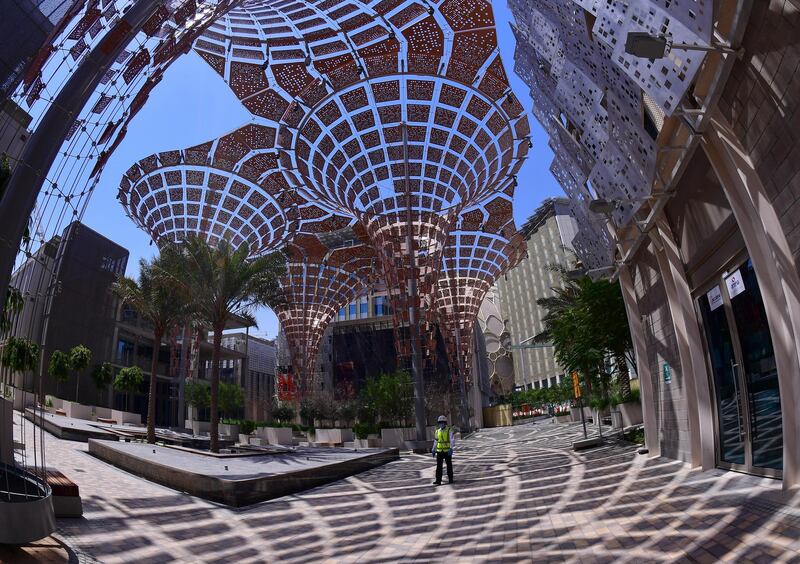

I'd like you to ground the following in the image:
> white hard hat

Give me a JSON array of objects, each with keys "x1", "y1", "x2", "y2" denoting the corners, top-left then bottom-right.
[{"x1": 437, "y1": 415, "x2": 447, "y2": 423}]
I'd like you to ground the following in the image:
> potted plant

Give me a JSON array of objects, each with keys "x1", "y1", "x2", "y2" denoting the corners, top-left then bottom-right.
[
  {"x1": 113, "y1": 366, "x2": 143, "y2": 415},
  {"x1": 184, "y1": 379, "x2": 210, "y2": 435},
  {"x1": 218, "y1": 382, "x2": 244, "y2": 437}
]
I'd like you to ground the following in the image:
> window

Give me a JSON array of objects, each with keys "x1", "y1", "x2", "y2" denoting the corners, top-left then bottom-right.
[
  {"x1": 360, "y1": 299, "x2": 368, "y2": 317},
  {"x1": 374, "y1": 296, "x2": 387, "y2": 316},
  {"x1": 348, "y1": 303, "x2": 356, "y2": 317},
  {"x1": 338, "y1": 308, "x2": 345, "y2": 320}
]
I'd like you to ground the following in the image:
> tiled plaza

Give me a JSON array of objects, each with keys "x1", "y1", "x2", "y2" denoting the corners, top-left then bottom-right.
[{"x1": 12, "y1": 417, "x2": 800, "y2": 563}]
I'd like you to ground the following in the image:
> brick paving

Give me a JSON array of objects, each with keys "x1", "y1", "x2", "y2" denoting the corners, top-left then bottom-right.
[{"x1": 13, "y1": 414, "x2": 800, "y2": 563}]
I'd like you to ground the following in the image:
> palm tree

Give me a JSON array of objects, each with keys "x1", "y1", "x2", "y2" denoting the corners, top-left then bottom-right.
[
  {"x1": 113, "y1": 257, "x2": 189, "y2": 443},
  {"x1": 158, "y1": 236, "x2": 285, "y2": 452}
]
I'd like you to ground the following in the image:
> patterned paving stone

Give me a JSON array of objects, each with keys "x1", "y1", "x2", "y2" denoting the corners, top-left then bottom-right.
[{"x1": 12, "y1": 415, "x2": 800, "y2": 562}]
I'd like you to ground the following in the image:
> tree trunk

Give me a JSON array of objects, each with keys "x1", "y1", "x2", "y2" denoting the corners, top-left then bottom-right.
[
  {"x1": 616, "y1": 352, "x2": 631, "y2": 399},
  {"x1": 209, "y1": 326, "x2": 222, "y2": 453},
  {"x1": 178, "y1": 324, "x2": 189, "y2": 430},
  {"x1": 75, "y1": 370, "x2": 80, "y2": 403},
  {"x1": 147, "y1": 328, "x2": 163, "y2": 444}
]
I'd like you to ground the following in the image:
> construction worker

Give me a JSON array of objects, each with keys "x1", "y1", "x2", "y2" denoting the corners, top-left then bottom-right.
[{"x1": 431, "y1": 414, "x2": 454, "y2": 485}]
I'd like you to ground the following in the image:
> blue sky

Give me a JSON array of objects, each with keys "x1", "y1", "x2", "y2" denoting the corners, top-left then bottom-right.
[{"x1": 81, "y1": 0, "x2": 563, "y2": 339}]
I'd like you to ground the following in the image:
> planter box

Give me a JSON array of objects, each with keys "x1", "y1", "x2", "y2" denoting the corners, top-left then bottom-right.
[
  {"x1": 238, "y1": 434, "x2": 251, "y2": 445},
  {"x1": 64, "y1": 401, "x2": 92, "y2": 421},
  {"x1": 380, "y1": 426, "x2": 435, "y2": 449},
  {"x1": 554, "y1": 414, "x2": 571, "y2": 423},
  {"x1": 94, "y1": 406, "x2": 112, "y2": 420},
  {"x1": 219, "y1": 423, "x2": 240, "y2": 437},
  {"x1": 185, "y1": 419, "x2": 210, "y2": 435},
  {"x1": 256, "y1": 426, "x2": 293, "y2": 446},
  {"x1": 112, "y1": 410, "x2": 141, "y2": 425},
  {"x1": 569, "y1": 409, "x2": 583, "y2": 423},
  {"x1": 46, "y1": 396, "x2": 64, "y2": 410},
  {"x1": 619, "y1": 402, "x2": 643, "y2": 427},
  {"x1": 354, "y1": 438, "x2": 382, "y2": 448},
  {"x1": 611, "y1": 410, "x2": 623, "y2": 429},
  {"x1": 314, "y1": 428, "x2": 353, "y2": 445}
]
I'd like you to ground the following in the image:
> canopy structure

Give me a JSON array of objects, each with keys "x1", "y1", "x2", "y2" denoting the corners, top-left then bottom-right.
[
  {"x1": 275, "y1": 230, "x2": 377, "y2": 395},
  {"x1": 435, "y1": 194, "x2": 525, "y2": 388},
  {"x1": 118, "y1": 0, "x2": 531, "y2": 383}
]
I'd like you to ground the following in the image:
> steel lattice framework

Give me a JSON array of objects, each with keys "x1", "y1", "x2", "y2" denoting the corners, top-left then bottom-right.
[
  {"x1": 435, "y1": 195, "x2": 525, "y2": 387},
  {"x1": 275, "y1": 231, "x2": 376, "y2": 394},
  {"x1": 118, "y1": 0, "x2": 530, "y2": 383}
]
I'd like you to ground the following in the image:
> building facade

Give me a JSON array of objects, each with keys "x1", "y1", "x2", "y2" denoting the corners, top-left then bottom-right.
[
  {"x1": 3, "y1": 221, "x2": 248, "y2": 427},
  {"x1": 220, "y1": 333, "x2": 277, "y2": 421},
  {"x1": 510, "y1": 0, "x2": 800, "y2": 487},
  {"x1": 495, "y1": 198, "x2": 578, "y2": 390}
]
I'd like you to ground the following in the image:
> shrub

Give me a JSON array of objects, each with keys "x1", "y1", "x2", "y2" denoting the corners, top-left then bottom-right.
[
  {"x1": 219, "y1": 382, "x2": 244, "y2": 418},
  {"x1": 114, "y1": 366, "x2": 144, "y2": 394},
  {"x1": 48, "y1": 350, "x2": 71, "y2": 385},
  {"x1": 353, "y1": 421, "x2": 380, "y2": 439},
  {"x1": 185, "y1": 379, "x2": 210, "y2": 409},
  {"x1": 272, "y1": 403, "x2": 295, "y2": 423},
  {"x1": 92, "y1": 362, "x2": 114, "y2": 390}
]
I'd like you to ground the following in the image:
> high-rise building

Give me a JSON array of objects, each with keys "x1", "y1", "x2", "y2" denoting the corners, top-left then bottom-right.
[{"x1": 495, "y1": 199, "x2": 578, "y2": 390}]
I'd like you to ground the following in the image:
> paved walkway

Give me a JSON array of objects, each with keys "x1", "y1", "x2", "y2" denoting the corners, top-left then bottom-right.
[{"x1": 13, "y1": 415, "x2": 800, "y2": 563}]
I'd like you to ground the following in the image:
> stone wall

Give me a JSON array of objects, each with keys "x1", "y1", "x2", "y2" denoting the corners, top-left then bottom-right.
[{"x1": 631, "y1": 244, "x2": 692, "y2": 463}]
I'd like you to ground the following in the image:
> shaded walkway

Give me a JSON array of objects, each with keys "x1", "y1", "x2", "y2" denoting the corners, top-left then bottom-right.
[{"x1": 16, "y1": 417, "x2": 800, "y2": 562}]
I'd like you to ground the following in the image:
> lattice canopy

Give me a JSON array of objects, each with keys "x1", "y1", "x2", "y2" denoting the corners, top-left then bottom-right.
[
  {"x1": 275, "y1": 229, "x2": 377, "y2": 393},
  {"x1": 435, "y1": 196, "x2": 525, "y2": 384},
  {"x1": 118, "y1": 0, "x2": 530, "y2": 381}
]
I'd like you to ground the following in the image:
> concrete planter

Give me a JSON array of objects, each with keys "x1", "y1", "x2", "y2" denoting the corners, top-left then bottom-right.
[
  {"x1": 256, "y1": 426, "x2": 293, "y2": 446},
  {"x1": 186, "y1": 419, "x2": 210, "y2": 435},
  {"x1": 64, "y1": 401, "x2": 92, "y2": 421},
  {"x1": 354, "y1": 438, "x2": 382, "y2": 448},
  {"x1": 94, "y1": 406, "x2": 113, "y2": 420},
  {"x1": 315, "y1": 428, "x2": 354, "y2": 445},
  {"x1": 219, "y1": 423, "x2": 240, "y2": 437},
  {"x1": 619, "y1": 402, "x2": 643, "y2": 427},
  {"x1": 238, "y1": 434, "x2": 251, "y2": 445},
  {"x1": 554, "y1": 414, "x2": 571, "y2": 424},
  {"x1": 611, "y1": 409, "x2": 624, "y2": 430},
  {"x1": 112, "y1": 410, "x2": 141, "y2": 425},
  {"x1": 380, "y1": 426, "x2": 435, "y2": 448},
  {"x1": 569, "y1": 409, "x2": 583, "y2": 423}
]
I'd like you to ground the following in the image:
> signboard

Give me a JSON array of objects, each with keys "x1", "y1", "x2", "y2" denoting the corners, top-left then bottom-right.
[
  {"x1": 725, "y1": 269, "x2": 745, "y2": 299},
  {"x1": 663, "y1": 363, "x2": 671, "y2": 384},
  {"x1": 571, "y1": 372, "x2": 582, "y2": 398},
  {"x1": 707, "y1": 285, "x2": 723, "y2": 311}
]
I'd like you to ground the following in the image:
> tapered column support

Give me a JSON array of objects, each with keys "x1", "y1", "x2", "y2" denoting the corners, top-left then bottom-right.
[
  {"x1": 618, "y1": 265, "x2": 660, "y2": 458},
  {"x1": 651, "y1": 216, "x2": 715, "y2": 470}
]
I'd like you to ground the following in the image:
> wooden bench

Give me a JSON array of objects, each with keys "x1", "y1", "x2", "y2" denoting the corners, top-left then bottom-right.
[
  {"x1": 96, "y1": 416, "x2": 116, "y2": 424},
  {"x1": 54, "y1": 409, "x2": 66, "y2": 416},
  {"x1": 33, "y1": 469, "x2": 82, "y2": 517}
]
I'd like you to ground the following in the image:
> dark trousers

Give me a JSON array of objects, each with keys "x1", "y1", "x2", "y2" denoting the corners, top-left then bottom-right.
[{"x1": 435, "y1": 451, "x2": 453, "y2": 483}]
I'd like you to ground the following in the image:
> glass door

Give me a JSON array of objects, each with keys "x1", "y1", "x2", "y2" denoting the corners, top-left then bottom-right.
[{"x1": 697, "y1": 258, "x2": 783, "y2": 477}]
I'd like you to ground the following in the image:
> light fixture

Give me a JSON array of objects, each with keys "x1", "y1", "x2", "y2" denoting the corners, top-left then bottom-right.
[{"x1": 625, "y1": 31, "x2": 740, "y2": 58}]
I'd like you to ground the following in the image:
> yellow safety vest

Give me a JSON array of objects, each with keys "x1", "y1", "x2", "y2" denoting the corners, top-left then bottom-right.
[{"x1": 435, "y1": 427, "x2": 451, "y2": 452}]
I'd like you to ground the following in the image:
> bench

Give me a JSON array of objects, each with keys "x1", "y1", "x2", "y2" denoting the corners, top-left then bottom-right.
[
  {"x1": 96, "y1": 416, "x2": 115, "y2": 424},
  {"x1": 33, "y1": 469, "x2": 82, "y2": 517},
  {"x1": 55, "y1": 409, "x2": 66, "y2": 416}
]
